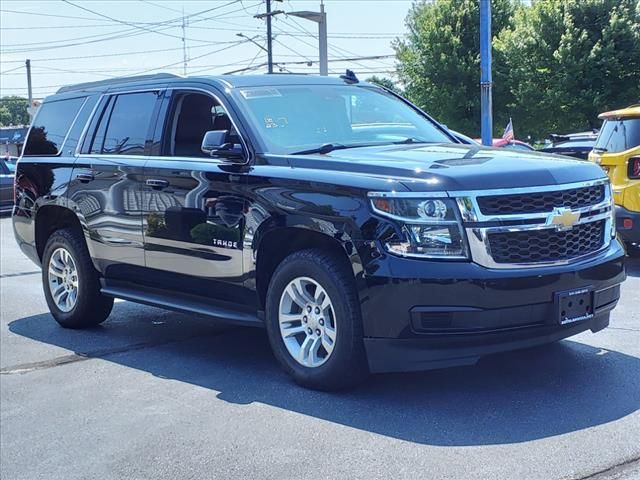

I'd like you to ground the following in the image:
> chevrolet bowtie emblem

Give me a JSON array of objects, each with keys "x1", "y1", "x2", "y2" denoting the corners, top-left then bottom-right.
[{"x1": 547, "y1": 207, "x2": 580, "y2": 231}]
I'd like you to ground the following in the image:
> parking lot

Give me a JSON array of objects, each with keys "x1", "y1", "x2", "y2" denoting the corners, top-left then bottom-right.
[{"x1": 0, "y1": 215, "x2": 638, "y2": 479}]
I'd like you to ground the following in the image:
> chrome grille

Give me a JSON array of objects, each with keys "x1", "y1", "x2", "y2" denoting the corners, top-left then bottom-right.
[
  {"x1": 477, "y1": 184, "x2": 604, "y2": 215},
  {"x1": 456, "y1": 179, "x2": 613, "y2": 269},
  {"x1": 487, "y1": 220, "x2": 605, "y2": 264}
]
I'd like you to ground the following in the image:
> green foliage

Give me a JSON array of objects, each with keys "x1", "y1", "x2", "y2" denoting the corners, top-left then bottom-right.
[
  {"x1": 395, "y1": 0, "x2": 640, "y2": 140},
  {"x1": 394, "y1": 0, "x2": 516, "y2": 136},
  {"x1": 0, "y1": 96, "x2": 29, "y2": 126},
  {"x1": 495, "y1": 0, "x2": 640, "y2": 139}
]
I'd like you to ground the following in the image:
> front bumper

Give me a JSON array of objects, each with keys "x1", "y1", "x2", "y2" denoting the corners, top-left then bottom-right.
[
  {"x1": 615, "y1": 205, "x2": 640, "y2": 243},
  {"x1": 359, "y1": 239, "x2": 626, "y2": 373}
]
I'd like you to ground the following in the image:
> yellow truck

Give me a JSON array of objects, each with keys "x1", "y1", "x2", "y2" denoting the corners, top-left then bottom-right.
[{"x1": 589, "y1": 105, "x2": 640, "y2": 254}]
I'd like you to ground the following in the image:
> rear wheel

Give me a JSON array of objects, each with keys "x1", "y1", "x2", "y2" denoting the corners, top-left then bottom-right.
[
  {"x1": 265, "y1": 249, "x2": 368, "y2": 390},
  {"x1": 42, "y1": 228, "x2": 113, "y2": 328}
]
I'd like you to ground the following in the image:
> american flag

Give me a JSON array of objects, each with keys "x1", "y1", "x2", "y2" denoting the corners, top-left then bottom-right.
[{"x1": 502, "y1": 118, "x2": 514, "y2": 142}]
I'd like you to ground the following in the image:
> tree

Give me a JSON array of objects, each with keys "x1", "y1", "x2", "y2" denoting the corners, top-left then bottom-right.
[
  {"x1": 365, "y1": 75, "x2": 403, "y2": 94},
  {"x1": 0, "y1": 96, "x2": 29, "y2": 126},
  {"x1": 394, "y1": 0, "x2": 516, "y2": 136},
  {"x1": 494, "y1": 0, "x2": 640, "y2": 139}
]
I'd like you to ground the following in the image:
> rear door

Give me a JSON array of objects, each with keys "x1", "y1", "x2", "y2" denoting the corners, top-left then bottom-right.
[
  {"x1": 69, "y1": 89, "x2": 163, "y2": 278},
  {"x1": 140, "y1": 87, "x2": 255, "y2": 307}
]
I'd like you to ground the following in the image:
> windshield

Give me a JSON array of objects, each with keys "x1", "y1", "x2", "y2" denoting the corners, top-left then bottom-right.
[
  {"x1": 594, "y1": 118, "x2": 640, "y2": 153},
  {"x1": 232, "y1": 84, "x2": 451, "y2": 155}
]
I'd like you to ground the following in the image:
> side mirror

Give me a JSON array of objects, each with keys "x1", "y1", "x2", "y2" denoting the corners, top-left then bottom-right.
[{"x1": 201, "y1": 130, "x2": 244, "y2": 160}]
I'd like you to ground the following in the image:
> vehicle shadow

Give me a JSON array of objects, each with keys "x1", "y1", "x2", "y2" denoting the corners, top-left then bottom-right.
[{"x1": 7, "y1": 304, "x2": 640, "y2": 447}]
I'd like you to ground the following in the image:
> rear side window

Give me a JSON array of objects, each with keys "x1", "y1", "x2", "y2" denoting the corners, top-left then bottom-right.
[
  {"x1": 594, "y1": 118, "x2": 640, "y2": 153},
  {"x1": 23, "y1": 97, "x2": 86, "y2": 156},
  {"x1": 89, "y1": 91, "x2": 159, "y2": 155}
]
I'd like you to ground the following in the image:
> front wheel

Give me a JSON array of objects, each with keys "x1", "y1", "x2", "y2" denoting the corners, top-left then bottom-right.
[
  {"x1": 42, "y1": 228, "x2": 113, "y2": 328},
  {"x1": 265, "y1": 249, "x2": 369, "y2": 390}
]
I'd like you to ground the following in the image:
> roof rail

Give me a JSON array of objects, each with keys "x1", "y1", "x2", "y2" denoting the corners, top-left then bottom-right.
[{"x1": 56, "y1": 73, "x2": 180, "y2": 94}]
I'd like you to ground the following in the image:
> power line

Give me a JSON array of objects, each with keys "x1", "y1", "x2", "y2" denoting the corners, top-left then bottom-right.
[
  {"x1": 130, "y1": 38, "x2": 251, "y2": 76},
  {"x1": 60, "y1": 0, "x2": 235, "y2": 44},
  {"x1": 138, "y1": 0, "x2": 184, "y2": 14},
  {"x1": 1, "y1": 2, "x2": 261, "y2": 54}
]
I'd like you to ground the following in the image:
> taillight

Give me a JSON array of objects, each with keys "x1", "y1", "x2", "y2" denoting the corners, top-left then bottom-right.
[{"x1": 629, "y1": 157, "x2": 640, "y2": 179}]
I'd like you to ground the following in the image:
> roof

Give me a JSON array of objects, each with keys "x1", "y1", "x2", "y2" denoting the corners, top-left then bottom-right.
[
  {"x1": 55, "y1": 72, "x2": 364, "y2": 95},
  {"x1": 598, "y1": 105, "x2": 640, "y2": 119}
]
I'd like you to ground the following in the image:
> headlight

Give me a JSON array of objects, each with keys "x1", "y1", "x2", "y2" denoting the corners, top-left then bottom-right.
[{"x1": 369, "y1": 194, "x2": 468, "y2": 258}]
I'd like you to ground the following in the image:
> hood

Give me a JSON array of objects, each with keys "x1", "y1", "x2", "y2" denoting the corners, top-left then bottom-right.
[{"x1": 285, "y1": 143, "x2": 607, "y2": 192}]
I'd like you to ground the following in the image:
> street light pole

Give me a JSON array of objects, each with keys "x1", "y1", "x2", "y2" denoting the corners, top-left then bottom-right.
[
  {"x1": 286, "y1": 3, "x2": 328, "y2": 76},
  {"x1": 480, "y1": 0, "x2": 493, "y2": 146},
  {"x1": 25, "y1": 59, "x2": 33, "y2": 124},
  {"x1": 318, "y1": 2, "x2": 328, "y2": 76}
]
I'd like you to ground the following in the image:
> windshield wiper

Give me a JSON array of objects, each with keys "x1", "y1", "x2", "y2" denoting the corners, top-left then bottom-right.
[
  {"x1": 291, "y1": 143, "x2": 378, "y2": 155},
  {"x1": 592, "y1": 147, "x2": 608, "y2": 152}
]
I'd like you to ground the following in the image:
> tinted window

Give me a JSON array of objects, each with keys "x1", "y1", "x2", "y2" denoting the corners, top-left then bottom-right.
[
  {"x1": 93, "y1": 92, "x2": 158, "y2": 155},
  {"x1": 594, "y1": 118, "x2": 640, "y2": 153},
  {"x1": 23, "y1": 97, "x2": 86, "y2": 156}
]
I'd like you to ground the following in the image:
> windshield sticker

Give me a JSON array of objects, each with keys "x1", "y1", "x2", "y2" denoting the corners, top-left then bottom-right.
[
  {"x1": 240, "y1": 88, "x2": 282, "y2": 99},
  {"x1": 264, "y1": 116, "x2": 288, "y2": 129}
]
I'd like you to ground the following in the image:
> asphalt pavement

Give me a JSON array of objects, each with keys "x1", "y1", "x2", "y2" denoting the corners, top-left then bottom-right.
[{"x1": 1, "y1": 216, "x2": 638, "y2": 480}]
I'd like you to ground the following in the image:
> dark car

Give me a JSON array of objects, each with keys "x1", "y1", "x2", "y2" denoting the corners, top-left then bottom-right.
[
  {"x1": 12, "y1": 73, "x2": 625, "y2": 390},
  {"x1": 540, "y1": 132, "x2": 598, "y2": 160},
  {"x1": 0, "y1": 155, "x2": 17, "y2": 213}
]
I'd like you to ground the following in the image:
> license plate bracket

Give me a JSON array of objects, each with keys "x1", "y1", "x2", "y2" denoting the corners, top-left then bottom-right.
[{"x1": 555, "y1": 287, "x2": 594, "y2": 325}]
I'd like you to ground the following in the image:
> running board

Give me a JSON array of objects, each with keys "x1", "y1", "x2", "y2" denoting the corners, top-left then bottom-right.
[{"x1": 101, "y1": 285, "x2": 262, "y2": 327}]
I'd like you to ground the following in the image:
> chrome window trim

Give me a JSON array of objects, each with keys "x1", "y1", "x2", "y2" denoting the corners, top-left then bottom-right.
[
  {"x1": 75, "y1": 86, "x2": 250, "y2": 164},
  {"x1": 165, "y1": 86, "x2": 250, "y2": 165}
]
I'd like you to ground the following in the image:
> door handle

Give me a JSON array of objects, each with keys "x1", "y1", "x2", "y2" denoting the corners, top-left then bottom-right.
[
  {"x1": 75, "y1": 172, "x2": 94, "y2": 183},
  {"x1": 146, "y1": 179, "x2": 169, "y2": 189}
]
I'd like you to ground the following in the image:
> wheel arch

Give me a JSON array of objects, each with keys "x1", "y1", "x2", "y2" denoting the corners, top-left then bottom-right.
[
  {"x1": 253, "y1": 222, "x2": 364, "y2": 311},
  {"x1": 34, "y1": 205, "x2": 85, "y2": 261}
]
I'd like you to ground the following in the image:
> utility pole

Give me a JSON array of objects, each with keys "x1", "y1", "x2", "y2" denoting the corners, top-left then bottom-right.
[
  {"x1": 255, "y1": 1, "x2": 283, "y2": 74},
  {"x1": 25, "y1": 59, "x2": 33, "y2": 124},
  {"x1": 181, "y1": 8, "x2": 187, "y2": 76},
  {"x1": 479, "y1": 0, "x2": 493, "y2": 146},
  {"x1": 286, "y1": 2, "x2": 328, "y2": 76},
  {"x1": 266, "y1": 0, "x2": 273, "y2": 73}
]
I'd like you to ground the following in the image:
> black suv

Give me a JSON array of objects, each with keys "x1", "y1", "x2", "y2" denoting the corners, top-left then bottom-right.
[{"x1": 12, "y1": 73, "x2": 626, "y2": 389}]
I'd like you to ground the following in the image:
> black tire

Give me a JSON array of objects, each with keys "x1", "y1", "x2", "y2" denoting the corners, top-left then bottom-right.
[
  {"x1": 265, "y1": 249, "x2": 369, "y2": 390},
  {"x1": 41, "y1": 228, "x2": 113, "y2": 329}
]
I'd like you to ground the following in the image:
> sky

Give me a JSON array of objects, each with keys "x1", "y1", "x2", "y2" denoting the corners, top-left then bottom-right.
[{"x1": 0, "y1": 0, "x2": 414, "y2": 99}]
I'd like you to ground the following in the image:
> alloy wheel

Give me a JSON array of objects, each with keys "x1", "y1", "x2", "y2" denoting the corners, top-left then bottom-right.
[{"x1": 278, "y1": 276, "x2": 337, "y2": 368}]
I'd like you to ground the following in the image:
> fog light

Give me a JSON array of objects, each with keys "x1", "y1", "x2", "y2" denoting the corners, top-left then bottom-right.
[{"x1": 623, "y1": 218, "x2": 633, "y2": 230}]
